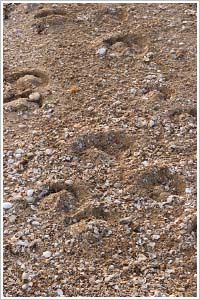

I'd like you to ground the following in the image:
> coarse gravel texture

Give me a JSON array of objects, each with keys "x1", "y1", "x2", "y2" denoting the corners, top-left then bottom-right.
[{"x1": 3, "y1": 3, "x2": 197, "y2": 297}]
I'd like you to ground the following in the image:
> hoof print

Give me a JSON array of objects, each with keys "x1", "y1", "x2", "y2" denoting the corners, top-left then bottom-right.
[
  {"x1": 94, "y1": 32, "x2": 148, "y2": 58},
  {"x1": 38, "y1": 179, "x2": 90, "y2": 216},
  {"x1": 3, "y1": 69, "x2": 49, "y2": 110},
  {"x1": 188, "y1": 216, "x2": 197, "y2": 235},
  {"x1": 39, "y1": 189, "x2": 77, "y2": 213},
  {"x1": 3, "y1": 98, "x2": 38, "y2": 112},
  {"x1": 33, "y1": 9, "x2": 67, "y2": 33},
  {"x1": 34, "y1": 9, "x2": 66, "y2": 19},
  {"x1": 136, "y1": 166, "x2": 185, "y2": 195},
  {"x1": 72, "y1": 130, "x2": 131, "y2": 157}
]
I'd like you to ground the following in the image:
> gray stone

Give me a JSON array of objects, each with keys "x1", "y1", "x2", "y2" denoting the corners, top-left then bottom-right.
[
  {"x1": 15, "y1": 149, "x2": 24, "y2": 155},
  {"x1": 22, "y1": 272, "x2": 29, "y2": 282},
  {"x1": 24, "y1": 196, "x2": 36, "y2": 204},
  {"x1": 185, "y1": 187, "x2": 193, "y2": 194},
  {"x1": 3, "y1": 202, "x2": 13, "y2": 210},
  {"x1": 8, "y1": 159, "x2": 15, "y2": 164},
  {"x1": 27, "y1": 189, "x2": 34, "y2": 197},
  {"x1": 97, "y1": 47, "x2": 107, "y2": 56},
  {"x1": 120, "y1": 216, "x2": 133, "y2": 225},
  {"x1": 42, "y1": 251, "x2": 52, "y2": 258},
  {"x1": 31, "y1": 221, "x2": 40, "y2": 226},
  {"x1": 45, "y1": 149, "x2": 53, "y2": 155},
  {"x1": 28, "y1": 92, "x2": 41, "y2": 102},
  {"x1": 57, "y1": 289, "x2": 64, "y2": 296}
]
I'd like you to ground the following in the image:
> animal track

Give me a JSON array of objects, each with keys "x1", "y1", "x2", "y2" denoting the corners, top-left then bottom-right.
[
  {"x1": 93, "y1": 6, "x2": 126, "y2": 22},
  {"x1": 37, "y1": 179, "x2": 110, "y2": 230},
  {"x1": 108, "y1": 33, "x2": 148, "y2": 55},
  {"x1": 136, "y1": 166, "x2": 185, "y2": 195},
  {"x1": 39, "y1": 189, "x2": 77, "y2": 213},
  {"x1": 34, "y1": 8, "x2": 66, "y2": 19},
  {"x1": 64, "y1": 202, "x2": 109, "y2": 226},
  {"x1": 3, "y1": 69, "x2": 49, "y2": 110},
  {"x1": 94, "y1": 32, "x2": 148, "y2": 57},
  {"x1": 82, "y1": 148, "x2": 114, "y2": 167},
  {"x1": 166, "y1": 106, "x2": 197, "y2": 118},
  {"x1": 33, "y1": 9, "x2": 67, "y2": 33},
  {"x1": 71, "y1": 130, "x2": 131, "y2": 157},
  {"x1": 67, "y1": 218, "x2": 113, "y2": 244},
  {"x1": 5, "y1": 69, "x2": 48, "y2": 89},
  {"x1": 3, "y1": 3, "x2": 19, "y2": 20},
  {"x1": 105, "y1": 33, "x2": 139, "y2": 48},
  {"x1": 38, "y1": 180, "x2": 90, "y2": 215},
  {"x1": 3, "y1": 98, "x2": 38, "y2": 112},
  {"x1": 75, "y1": 6, "x2": 126, "y2": 27}
]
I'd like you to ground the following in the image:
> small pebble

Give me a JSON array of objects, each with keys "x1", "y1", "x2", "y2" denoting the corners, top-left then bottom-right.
[
  {"x1": 22, "y1": 272, "x2": 29, "y2": 282},
  {"x1": 170, "y1": 144, "x2": 176, "y2": 150},
  {"x1": 148, "y1": 241, "x2": 156, "y2": 248},
  {"x1": 88, "y1": 106, "x2": 94, "y2": 111},
  {"x1": 113, "y1": 182, "x2": 121, "y2": 188},
  {"x1": 107, "y1": 230, "x2": 112, "y2": 236},
  {"x1": 97, "y1": 47, "x2": 107, "y2": 56},
  {"x1": 44, "y1": 234, "x2": 50, "y2": 239},
  {"x1": 45, "y1": 149, "x2": 53, "y2": 155},
  {"x1": 149, "y1": 120, "x2": 155, "y2": 127},
  {"x1": 137, "y1": 253, "x2": 148, "y2": 262},
  {"x1": 27, "y1": 189, "x2": 34, "y2": 197},
  {"x1": 166, "y1": 195, "x2": 174, "y2": 203},
  {"x1": 120, "y1": 216, "x2": 133, "y2": 225},
  {"x1": 89, "y1": 266, "x2": 95, "y2": 272},
  {"x1": 65, "y1": 180, "x2": 73, "y2": 185},
  {"x1": 18, "y1": 124, "x2": 26, "y2": 128},
  {"x1": 57, "y1": 289, "x2": 63, "y2": 296},
  {"x1": 9, "y1": 215, "x2": 16, "y2": 223},
  {"x1": 130, "y1": 88, "x2": 137, "y2": 96},
  {"x1": 152, "y1": 234, "x2": 160, "y2": 240},
  {"x1": 141, "y1": 88, "x2": 148, "y2": 94},
  {"x1": 142, "y1": 160, "x2": 149, "y2": 166},
  {"x1": 29, "y1": 92, "x2": 41, "y2": 102},
  {"x1": 15, "y1": 149, "x2": 24, "y2": 155},
  {"x1": 108, "y1": 265, "x2": 115, "y2": 271},
  {"x1": 27, "y1": 152, "x2": 34, "y2": 159},
  {"x1": 42, "y1": 251, "x2": 52, "y2": 258},
  {"x1": 8, "y1": 159, "x2": 15, "y2": 164},
  {"x1": 3, "y1": 202, "x2": 13, "y2": 210},
  {"x1": 185, "y1": 187, "x2": 193, "y2": 194},
  {"x1": 31, "y1": 221, "x2": 40, "y2": 226},
  {"x1": 24, "y1": 196, "x2": 35, "y2": 204},
  {"x1": 154, "y1": 290, "x2": 163, "y2": 297},
  {"x1": 104, "y1": 275, "x2": 114, "y2": 283},
  {"x1": 22, "y1": 284, "x2": 29, "y2": 290}
]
